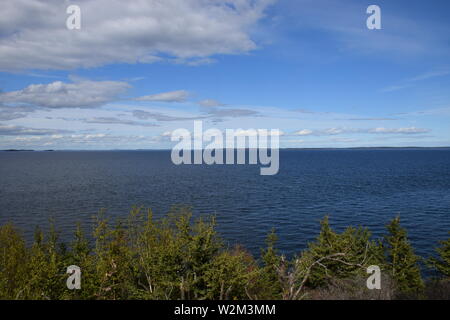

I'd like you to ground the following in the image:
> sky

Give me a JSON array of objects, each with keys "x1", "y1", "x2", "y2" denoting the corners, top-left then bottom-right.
[{"x1": 0, "y1": 0, "x2": 449, "y2": 150}]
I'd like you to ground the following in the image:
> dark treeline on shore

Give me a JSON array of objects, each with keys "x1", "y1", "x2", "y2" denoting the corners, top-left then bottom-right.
[{"x1": 0, "y1": 206, "x2": 449, "y2": 300}]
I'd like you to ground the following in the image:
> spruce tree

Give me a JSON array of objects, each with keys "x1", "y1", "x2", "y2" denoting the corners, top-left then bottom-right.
[
  {"x1": 301, "y1": 216, "x2": 381, "y2": 288},
  {"x1": 0, "y1": 224, "x2": 28, "y2": 299},
  {"x1": 259, "y1": 229, "x2": 282, "y2": 299},
  {"x1": 431, "y1": 232, "x2": 450, "y2": 277},
  {"x1": 383, "y1": 217, "x2": 424, "y2": 297}
]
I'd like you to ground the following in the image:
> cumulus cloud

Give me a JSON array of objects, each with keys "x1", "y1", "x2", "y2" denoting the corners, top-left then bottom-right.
[
  {"x1": 294, "y1": 127, "x2": 430, "y2": 136},
  {"x1": 134, "y1": 90, "x2": 189, "y2": 103},
  {"x1": 0, "y1": 0, "x2": 274, "y2": 71},
  {"x1": 0, "y1": 80, "x2": 130, "y2": 108}
]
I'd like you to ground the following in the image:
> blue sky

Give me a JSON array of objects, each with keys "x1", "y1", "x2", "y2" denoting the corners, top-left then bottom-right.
[{"x1": 0, "y1": 0, "x2": 449, "y2": 149}]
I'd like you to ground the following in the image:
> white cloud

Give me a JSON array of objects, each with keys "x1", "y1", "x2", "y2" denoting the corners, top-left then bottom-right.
[
  {"x1": 293, "y1": 127, "x2": 430, "y2": 136},
  {"x1": 0, "y1": 0, "x2": 274, "y2": 71},
  {"x1": 408, "y1": 70, "x2": 450, "y2": 82},
  {"x1": 135, "y1": 90, "x2": 189, "y2": 103},
  {"x1": 83, "y1": 117, "x2": 158, "y2": 127},
  {"x1": 0, "y1": 104, "x2": 36, "y2": 120},
  {"x1": 233, "y1": 129, "x2": 284, "y2": 137},
  {"x1": 390, "y1": 107, "x2": 450, "y2": 117},
  {"x1": 295, "y1": 129, "x2": 313, "y2": 136},
  {"x1": 0, "y1": 124, "x2": 69, "y2": 136},
  {"x1": 198, "y1": 99, "x2": 225, "y2": 107},
  {"x1": 380, "y1": 84, "x2": 412, "y2": 93},
  {"x1": 381, "y1": 69, "x2": 450, "y2": 92},
  {"x1": 346, "y1": 117, "x2": 398, "y2": 121},
  {"x1": 0, "y1": 80, "x2": 130, "y2": 108},
  {"x1": 368, "y1": 127, "x2": 429, "y2": 134},
  {"x1": 132, "y1": 110, "x2": 205, "y2": 121},
  {"x1": 1, "y1": 133, "x2": 156, "y2": 150},
  {"x1": 205, "y1": 108, "x2": 260, "y2": 119}
]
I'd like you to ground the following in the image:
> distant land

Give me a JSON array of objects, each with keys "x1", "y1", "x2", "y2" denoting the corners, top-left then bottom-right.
[
  {"x1": 0, "y1": 149, "x2": 55, "y2": 152},
  {"x1": 284, "y1": 146, "x2": 450, "y2": 150},
  {"x1": 1, "y1": 147, "x2": 450, "y2": 152}
]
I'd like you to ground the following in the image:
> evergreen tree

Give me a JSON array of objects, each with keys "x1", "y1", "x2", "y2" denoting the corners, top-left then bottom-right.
[
  {"x1": 204, "y1": 245, "x2": 257, "y2": 300},
  {"x1": 24, "y1": 225, "x2": 67, "y2": 299},
  {"x1": 0, "y1": 224, "x2": 28, "y2": 299},
  {"x1": 301, "y1": 216, "x2": 381, "y2": 288},
  {"x1": 1, "y1": 208, "x2": 446, "y2": 300},
  {"x1": 430, "y1": 232, "x2": 450, "y2": 277},
  {"x1": 93, "y1": 216, "x2": 135, "y2": 300},
  {"x1": 383, "y1": 217, "x2": 424, "y2": 297},
  {"x1": 257, "y1": 229, "x2": 282, "y2": 299}
]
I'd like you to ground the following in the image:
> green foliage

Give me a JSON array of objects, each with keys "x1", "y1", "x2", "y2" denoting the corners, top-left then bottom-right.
[
  {"x1": 239, "y1": 229, "x2": 284, "y2": 300},
  {"x1": 24, "y1": 224, "x2": 68, "y2": 299},
  {"x1": 382, "y1": 217, "x2": 424, "y2": 297},
  {"x1": 299, "y1": 216, "x2": 382, "y2": 288},
  {"x1": 429, "y1": 232, "x2": 450, "y2": 277},
  {"x1": 128, "y1": 207, "x2": 223, "y2": 299},
  {"x1": 0, "y1": 209, "x2": 447, "y2": 300},
  {"x1": 0, "y1": 224, "x2": 28, "y2": 299},
  {"x1": 64, "y1": 223, "x2": 97, "y2": 299},
  {"x1": 204, "y1": 245, "x2": 257, "y2": 299}
]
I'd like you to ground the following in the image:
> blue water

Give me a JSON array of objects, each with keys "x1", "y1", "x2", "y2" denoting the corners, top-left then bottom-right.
[{"x1": 0, "y1": 149, "x2": 449, "y2": 263}]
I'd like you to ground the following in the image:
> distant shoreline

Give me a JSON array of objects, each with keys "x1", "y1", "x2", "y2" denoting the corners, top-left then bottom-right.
[
  {"x1": 1, "y1": 149, "x2": 54, "y2": 152},
  {"x1": 2, "y1": 147, "x2": 450, "y2": 152}
]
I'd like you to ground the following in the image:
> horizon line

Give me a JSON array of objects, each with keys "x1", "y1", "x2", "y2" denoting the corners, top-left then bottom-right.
[{"x1": 2, "y1": 146, "x2": 450, "y2": 152}]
